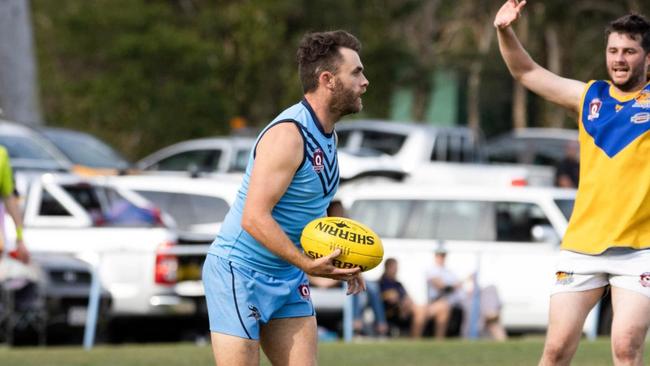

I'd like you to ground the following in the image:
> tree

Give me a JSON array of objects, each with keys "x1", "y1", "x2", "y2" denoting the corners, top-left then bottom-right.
[{"x1": 0, "y1": 0, "x2": 42, "y2": 124}]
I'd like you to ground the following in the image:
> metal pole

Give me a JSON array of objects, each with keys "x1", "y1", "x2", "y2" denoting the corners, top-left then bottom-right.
[
  {"x1": 467, "y1": 253, "x2": 481, "y2": 339},
  {"x1": 83, "y1": 255, "x2": 102, "y2": 350},
  {"x1": 343, "y1": 285, "x2": 353, "y2": 343}
]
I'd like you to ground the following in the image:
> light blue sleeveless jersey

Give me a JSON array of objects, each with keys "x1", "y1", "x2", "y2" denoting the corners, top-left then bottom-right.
[{"x1": 208, "y1": 99, "x2": 339, "y2": 276}]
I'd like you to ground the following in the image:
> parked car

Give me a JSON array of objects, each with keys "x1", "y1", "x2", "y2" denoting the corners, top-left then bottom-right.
[
  {"x1": 136, "y1": 137, "x2": 255, "y2": 176},
  {"x1": 37, "y1": 127, "x2": 133, "y2": 176},
  {"x1": 0, "y1": 253, "x2": 112, "y2": 345},
  {"x1": 5, "y1": 173, "x2": 193, "y2": 322},
  {"x1": 109, "y1": 175, "x2": 240, "y2": 239},
  {"x1": 0, "y1": 120, "x2": 71, "y2": 173},
  {"x1": 312, "y1": 182, "x2": 609, "y2": 335},
  {"x1": 483, "y1": 128, "x2": 579, "y2": 167},
  {"x1": 109, "y1": 174, "x2": 243, "y2": 338},
  {"x1": 336, "y1": 120, "x2": 483, "y2": 173},
  {"x1": 336, "y1": 120, "x2": 557, "y2": 187}
]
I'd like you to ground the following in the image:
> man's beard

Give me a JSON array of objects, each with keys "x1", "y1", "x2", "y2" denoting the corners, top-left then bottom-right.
[
  {"x1": 610, "y1": 64, "x2": 647, "y2": 92},
  {"x1": 330, "y1": 81, "x2": 362, "y2": 117}
]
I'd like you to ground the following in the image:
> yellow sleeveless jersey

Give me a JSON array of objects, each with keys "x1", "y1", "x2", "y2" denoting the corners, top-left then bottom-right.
[{"x1": 562, "y1": 80, "x2": 650, "y2": 254}]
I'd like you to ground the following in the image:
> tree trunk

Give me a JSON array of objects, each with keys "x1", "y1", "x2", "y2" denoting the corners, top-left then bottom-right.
[
  {"x1": 0, "y1": 0, "x2": 42, "y2": 124},
  {"x1": 467, "y1": 20, "x2": 495, "y2": 136},
  {"x1": 544, "y1": 25, "x2": 565, "y2": 128},
  {"x1": 512, "y1": 14, "x2": 528, "y2": 129}
]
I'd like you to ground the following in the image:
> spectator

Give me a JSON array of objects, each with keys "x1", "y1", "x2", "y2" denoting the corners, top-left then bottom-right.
[
  {"x1": 462, "y1": 279, "x2": 508, "y2": 341},
  {"x1": 379, "y1": 257, "x2": 427, "y2": 338},
  {"x1": 426, "y1": 247, "x2": 464, "y2": 339},
  {"x1": 351, "y1": 280, "x2": 388, "y2": 337},
  {"x1": 0, "y1": 146, "x2": 29, "y2": 263},
  {"x1": 554, "y1": 141, "x2": 579, "y2": 188}
]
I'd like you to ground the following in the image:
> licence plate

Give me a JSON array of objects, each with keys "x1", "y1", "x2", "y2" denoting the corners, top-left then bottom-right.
[{"x1": 67, "y1": 306, "x2": 87, "y2": 326}]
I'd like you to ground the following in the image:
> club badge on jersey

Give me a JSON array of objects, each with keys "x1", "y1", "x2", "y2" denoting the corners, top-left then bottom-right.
[
  {"x1": 312, "y1": 149, "x2": 324, "y2": 173},
  {"x1": 587, "y1": 98, "x2": 602, "y2": 121}
]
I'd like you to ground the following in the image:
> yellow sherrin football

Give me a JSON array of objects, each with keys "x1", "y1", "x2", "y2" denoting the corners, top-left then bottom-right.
[{"x1": 300, "y1": 217, "x2": 383, "y2": 272}]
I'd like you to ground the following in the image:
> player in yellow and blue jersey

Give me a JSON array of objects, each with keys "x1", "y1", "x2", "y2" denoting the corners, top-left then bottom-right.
[
  {"x1": 202, "y1": 31, "x2": 368, "y2": 366},
  {"x1": 495, "y1": 1, "x2": 650, "y2": 365}
]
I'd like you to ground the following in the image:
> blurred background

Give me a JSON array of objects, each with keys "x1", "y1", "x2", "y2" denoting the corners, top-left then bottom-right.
[
  {"x1": 0, "y1": 0, "x2": 649, "y2": 348},
  {"x1": 1, "y1": 0, "x2": 647, "y2": 158}
]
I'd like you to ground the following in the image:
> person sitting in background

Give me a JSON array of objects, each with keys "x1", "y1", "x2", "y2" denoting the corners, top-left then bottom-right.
[
  {"x1": 554, "y1": 141, "x2": 579, "y2": 188},
  {"x1": 379, "y1": 257, "x2": 427, "y2": 338},
  {"x1": 351, "y1": 280, "x2": 388, "y2": 337},
  {"x1": 461, "y1": 279, "x2": 508, "y2": 341},
  {"x1": 426, "y1": 247, "x2": 464, "y2": 339}
]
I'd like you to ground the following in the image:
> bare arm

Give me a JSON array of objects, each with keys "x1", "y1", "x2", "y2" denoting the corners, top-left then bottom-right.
[
  {"x1": 4, "y1": 195, "x2": 29, "y2": 263},
  {"x1": 495, "y1": 0, "x2": 585, "y2": 113},
  {"x1": 242, "y1": 123, "x2": 364, "y2": 292}
]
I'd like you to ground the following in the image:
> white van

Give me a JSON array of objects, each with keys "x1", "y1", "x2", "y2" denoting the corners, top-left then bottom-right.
[{"x1": 328, "y1": 182, "x2": 586, "y2": 333}]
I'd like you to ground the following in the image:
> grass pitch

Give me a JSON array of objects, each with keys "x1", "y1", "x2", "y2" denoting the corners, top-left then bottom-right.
[{"x1": 0, "y1": 338, "x2": 646, "y2": 366}]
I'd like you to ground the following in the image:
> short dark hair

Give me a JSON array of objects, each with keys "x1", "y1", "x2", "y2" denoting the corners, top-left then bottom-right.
[
  {"x1": 605, "y1": 13, "x2": 650, "y2": 53},
  {"x1": 296, "y1": 30, "x2": 362, "y2": 93}
]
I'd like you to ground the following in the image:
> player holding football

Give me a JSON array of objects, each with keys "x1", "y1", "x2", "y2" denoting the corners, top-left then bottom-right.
[
  {"x1": 495, "y1": 1, "x2": 650, "y2": 365},
  {"x1": 202, "y1": 30, "x2": 368, "y2": 366}
]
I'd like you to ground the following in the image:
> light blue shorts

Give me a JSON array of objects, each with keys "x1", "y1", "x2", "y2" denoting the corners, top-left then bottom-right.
[{"x1": 202, "y1": 254, "x2": 315, "y2": 340}]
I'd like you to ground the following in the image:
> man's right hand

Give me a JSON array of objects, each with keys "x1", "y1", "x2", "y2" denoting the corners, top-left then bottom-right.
[
  {"x1": 494, "y1": 0, "x2": 527, "y2": 29},
  {"x1": 302, "y1": 248, "x2": 361, "y2": 281}
]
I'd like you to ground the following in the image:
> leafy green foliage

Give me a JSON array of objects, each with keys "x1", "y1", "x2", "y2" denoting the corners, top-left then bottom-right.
[{"x1": 31, "y1": 0, "x2": 650, "y2": 157}]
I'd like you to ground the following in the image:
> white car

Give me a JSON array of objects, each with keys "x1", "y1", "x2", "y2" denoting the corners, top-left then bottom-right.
[
  {"x1": 336, "y1": 120, "x2": 482, "y2": 172},
  {"x1": 7, "y1": 173, "x2": 193, "y2": 318},
  {"x1": 335, "y1": 120, "x2": 554, "y2": 187},
  {"x1": 136, "y1": 137, "x2": 255, "y2": 176},
  {"x1": 320, "y1": 182, "x2": 604, "y2": 334},
  {"x1": 109, "y1": 174, "x2": 241, "y2": 238},
  {"x1": 109, "y1": 174, "x2": 242, "y2": 302}
]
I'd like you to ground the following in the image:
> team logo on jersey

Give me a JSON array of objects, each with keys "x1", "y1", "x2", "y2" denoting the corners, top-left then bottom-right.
[
  {"x1": 587, "y1": 98, "x2": 602, "y2": 121},
  {"x1": 615, "y1": 104, "x2": 623, "y2": 112},
  {"x1": 248, "y1": 304, "x2": 261, "y2": 321},
  {"x1": 298, "y1": 284, "x2": 311, "y2": 300},
  {"x1": 312, "y1": 149, "x2": 324, "y2": 173},
  {"x1": 631, "y1": 112, "x2": 650, "y2": 124},
  {"x1": 555, "y1": 271, "x2": 574, "y2": 285},
  {"x1": 632, "y1": 90, "x2": 650, "y2": 109},
  {"x1": 640, "y1": 272, "x2": 650, "y2": 288}
]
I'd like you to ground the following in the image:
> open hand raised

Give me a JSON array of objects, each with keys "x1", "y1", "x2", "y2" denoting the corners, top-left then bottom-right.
[{"x1": 494, "y1": 0, "x2": 527, "y2": 29}]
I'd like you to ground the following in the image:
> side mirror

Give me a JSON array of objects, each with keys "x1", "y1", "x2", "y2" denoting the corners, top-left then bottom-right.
[{"x1": 531, "y1": 224, "x2": 560, "y2": 244}]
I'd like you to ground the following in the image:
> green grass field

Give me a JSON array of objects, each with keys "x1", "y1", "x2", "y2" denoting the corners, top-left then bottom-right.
[{"x1": 0, "y1": 338, "x2": 646, "y2": 366}]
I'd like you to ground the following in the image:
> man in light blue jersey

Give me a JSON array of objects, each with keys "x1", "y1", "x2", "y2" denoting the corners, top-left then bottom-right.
[{"x1": 203, "y1": 30, "x2": 369, "y2": 366}]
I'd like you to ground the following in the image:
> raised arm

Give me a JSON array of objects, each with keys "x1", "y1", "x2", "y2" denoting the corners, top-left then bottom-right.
[
  {"x1": 241, "y1": 123, "x2": 363, "y2": 292},
  {"x1": 495, "y1": 0, "x2": 586, "y2": 113}
]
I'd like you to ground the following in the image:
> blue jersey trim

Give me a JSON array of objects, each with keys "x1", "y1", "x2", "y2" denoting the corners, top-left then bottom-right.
[
  {"x1": 252, "y1": 120, "x2": 307, "y2": 172},
  {"x1": 301, "y1": 99, "x2": 333, "y2": 138},
  {"x1": 230, "y1": 261, "x2": 252, "y2": 340}
]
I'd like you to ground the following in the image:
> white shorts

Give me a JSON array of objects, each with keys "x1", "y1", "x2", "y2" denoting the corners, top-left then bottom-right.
[{"x1": 551, "y1": 249, "x2": 650, "y2": 298}]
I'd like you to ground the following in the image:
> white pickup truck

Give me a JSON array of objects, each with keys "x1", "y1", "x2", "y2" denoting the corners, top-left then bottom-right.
[{"x1": 7, "y1": 173, "x2": 194, "y2": 318}]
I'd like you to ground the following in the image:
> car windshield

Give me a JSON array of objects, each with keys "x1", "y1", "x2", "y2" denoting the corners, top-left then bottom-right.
[
  {"x1": 62, "y1": 184, "x2": 162, "y2": 227},
  {"x1": 135, "y1": 190, "x2": 230, "y2": 232},
  {"x1": 43, "y1": 130, "x2": 130, "y2": 169},
  {"x1": 554, "y1": 199, "x2": 575, "y2": 221},
  {"x1": 0, "y1": 135, "x2": 61, "y2": 161}
]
